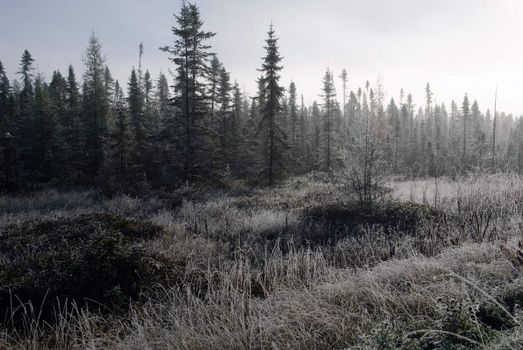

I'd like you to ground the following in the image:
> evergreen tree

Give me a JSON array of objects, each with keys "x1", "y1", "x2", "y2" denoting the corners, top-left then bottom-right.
[
  {"x1": 387, "y1": 98, "x2": 400, "y2": 172},
  {"x1": 82, "y1": 33, "x2": 110, "y2": 177},
  {"x1": 156, "y1": 73, "x2": 171, "y2": 132},
  {"x1": 48, "y1": 70, "x2": 68, "y2": 173},
  {"x1": 320, "y1": 68, "x2": 336, "y2": 172},
  {"x1": 217, "y1": 66, "x2": 231, "y2": 172},
  {"x1": 288, "y1": 81, "x2": 298, "y2": 170},
  {"x1": 339, "y1": 69, "x2": 348, "y2": 129},
  {"x1": 33, "y1": 75, "x2": 58, "y2": 180},
  {"x1": 161, "y1": 2, "x2": 216, "y2": 182},
  {"x1": 230, "y1": 81, "x2": 243, "y2": 176},
  {"x1": 17, "y1": 50, "x2": 36, "y2": 179},
  {"x1": 208, "y1": 55, "x2": 221, "y2": 129},
  {"x1": 0, "y1": 61, "x2": 16, "y2": 188},
  {"x1": 111, "y1": 81, "x2": 133, "y2": 179},
  {"x1": 462, "y1": 94, "x2": 470, "y2": 168},
  {"x1": 256, "y1": 23, "x2": 287, "y2": 185},
  {"x1": 128, "y1": 68, "x2": 145, "y2": 171},
  {"x1": 64, "y1": 65, "x2": 85, "y2": 180}
]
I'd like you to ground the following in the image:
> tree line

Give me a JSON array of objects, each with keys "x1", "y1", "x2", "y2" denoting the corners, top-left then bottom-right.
[{"x1": 1, "y1": 2, "x2": 521, "y2": 192}]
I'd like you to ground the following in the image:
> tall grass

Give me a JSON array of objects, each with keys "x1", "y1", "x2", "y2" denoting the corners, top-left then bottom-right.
[{"x1": 2, "y1": 173, "x2": 523, "y2": 348}]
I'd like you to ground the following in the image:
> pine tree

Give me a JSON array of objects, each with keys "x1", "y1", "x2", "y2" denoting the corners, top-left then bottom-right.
[
  {"x1": 0, "y1": 61, "x2": 16, "y2": 188},
  {"x1": 230, "y1": 81, "x2": 243, "y2": 176},
  {"x1": 111, "y1": 81, "x2": 133, "y2": 179},
  {"x1": 64, "y1": 65, "x2": 85, "y2": 180},
  {"x1": 339, "y1": 69, "x2": 348, "y2": 129},
  {"x1": 217, "y1": 66, "x2": 231, "y2": 171},
  {"x1": 156, "y1": 73, "x2": 171, "y2": 132},
  {"x1": 161, "y1": 2, "x2": 216, "y2": 182},
  {"x1": 256, "y1": 23, "x2": 287, "y2": 185},
  {"x1": 48, "y1": 70, "x2": 68, "y2": 173},
  {"x1": 128, "y1": 68, "x2": 145, "y2": 171},
  {"x1": 320, "y1": 68, "x2": 336, "y2": 172},
  {"x1": 311, "y1": 101, "x2": 321, "y2": 169},
  {"x1": 82, "y1": 33, "x2": 110, "y2": 177},
  {"x1": 208, "y1": 55, "x2": 221, "y2": 129},
  {"x1": 462, "y1": 94, "x2": 470, "y2": 168},
  {"x1": 33, "y1": 75, "x2": 58, "y2": 180},
  {"x1": 387, "y1": 98, "x2": 400, "y2": 172},
  {"x1": 288, "y1": 81, "x2": 298, "y2": 170},
  {"x1": 17, "y1": 50, "x2": 36, "y2": 179}
]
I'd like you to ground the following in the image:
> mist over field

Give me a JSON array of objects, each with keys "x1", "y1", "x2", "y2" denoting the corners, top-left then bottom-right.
[{"x1": 1, "y1": 1, "x2": 523, "y2": 349}]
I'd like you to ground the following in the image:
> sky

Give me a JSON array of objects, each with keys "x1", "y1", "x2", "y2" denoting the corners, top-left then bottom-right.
[{"x1": 1, "y1": 0, "x2": 522, "y2": 115}]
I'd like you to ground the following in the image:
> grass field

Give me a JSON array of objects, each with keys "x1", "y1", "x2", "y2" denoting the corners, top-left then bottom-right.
[{"x1": 1, "y1": 174, "x2": 523, "y2": 349}]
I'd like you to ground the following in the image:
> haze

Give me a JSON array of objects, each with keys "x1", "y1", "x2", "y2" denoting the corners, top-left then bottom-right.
[{"x1": 1, "y1": 0, "x2": 522, "y2": 115}]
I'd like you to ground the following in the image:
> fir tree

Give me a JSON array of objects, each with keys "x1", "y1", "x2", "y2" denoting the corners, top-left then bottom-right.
[
  {"x1": 256, "y1": 23, "x2": 287, "y2": 185},
  {"x1": 160, "y1": 2, "x2": 216, "y2": 182},
  {"x1": 82, "y1": 33, "x2": 110, "y2": 177},
  {"x1": 128, "y1": 67, "x2": 145, "y2": 171},
  {"x1": 462, "y1": 93, "x2": 470, "y2": 167},
  {"x1": 320, "y1": 68, "x2": 336, "y2": 172},
  {"x1": 65, "y1": 65, "x2": 84, "y2": 180}
]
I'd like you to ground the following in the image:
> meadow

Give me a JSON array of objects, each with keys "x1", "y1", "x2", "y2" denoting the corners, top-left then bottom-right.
[{"x1": 1, "y1": 173, "x2": 523, "y2": 349}]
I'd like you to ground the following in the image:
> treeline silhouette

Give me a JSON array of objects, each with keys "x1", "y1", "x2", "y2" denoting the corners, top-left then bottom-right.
[{"x1": 1, "y1": 2, "x2": 521, "y2": 192}]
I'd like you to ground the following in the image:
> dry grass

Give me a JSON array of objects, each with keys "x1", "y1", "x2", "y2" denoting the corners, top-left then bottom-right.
[{"x1": 1, "y1": 173, "x2": 523, "y2": 349}]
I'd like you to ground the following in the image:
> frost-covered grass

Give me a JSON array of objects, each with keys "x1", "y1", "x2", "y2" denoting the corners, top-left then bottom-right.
[{"x1": 2, "y1": 173, "x2": 523, "y2": 349}]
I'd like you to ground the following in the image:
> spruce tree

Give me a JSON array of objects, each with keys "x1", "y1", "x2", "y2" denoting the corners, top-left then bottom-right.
[
  {"x1": 82, "y1": 33, "x2": 110, "y2": 177},
  {"x1": 65, "y1": 65, "x2": 84, "y2": 180},
  {"x1": 161, "y1": 2, "x2": 216, "y2": 182},
  {"x1": 33, "y1": 75, "x2": 58, "y2": 180},
  {"x1": 208, "y1": 55, "x2": 221, "y2": 129},
  {"x1": 230, "y1": 81, "x2": 243, "y2": 176},
  {"x1": 217, "y1": 66, "x2": 231, "y2": 172},
  {"x1": 320, "y1": 68, "x2": 336, "y2": 172},
  {"x1": 0, "y1": 61, "x2": 16, "y2": 188},
  {"x1": 462, "y1": 94, "x2": 470, "y2": 167},
  {"x1": 17, "y1": 50, "x2": 35, "y2": 179},
  {"x1": 339, "y1": 69, "x2": 348, "y2": 129},
  {"x1": 288, "y1": 81, "x2": 298, "y2": 170},
  {"x1": 49, "y1": 70, "x2": 68, "y2": 170},
  {"x1": 128, "y1": 67, "x2": 145, "y2": 171},
  {"x1": 111, "y1": 81, "x2": 133, "y2": 180},
  {"x1": 256, "y1": 23, "x2": 287, "y2": 185}
]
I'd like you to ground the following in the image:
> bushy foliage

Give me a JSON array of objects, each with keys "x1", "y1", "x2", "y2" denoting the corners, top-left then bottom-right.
[{"x1": 0, "y1": 214, "x2": 181, "y2": 329}]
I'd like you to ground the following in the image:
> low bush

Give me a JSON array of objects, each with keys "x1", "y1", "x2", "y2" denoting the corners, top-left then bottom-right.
[
  {"x1": 0, "y1": 214, "x2": 182, "y2": 330},
  {"x1": 303, "y1": 201, "x2": 444, "y2": 245}
]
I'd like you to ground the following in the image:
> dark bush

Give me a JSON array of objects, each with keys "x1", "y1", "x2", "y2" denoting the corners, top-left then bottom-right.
[
  {"x1": 303, "y1": 201, "x2": 443, "y2": 245},
  {"x1": 0, "y1": 214, "x2": 182, "y2": 329}
]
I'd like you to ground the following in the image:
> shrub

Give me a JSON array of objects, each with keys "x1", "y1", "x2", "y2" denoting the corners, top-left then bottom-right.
[{"x1": 0, "y1": 214, "x2": 182, "y2": 330}]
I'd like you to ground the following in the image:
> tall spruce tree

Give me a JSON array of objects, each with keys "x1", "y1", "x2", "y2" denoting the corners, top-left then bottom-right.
[
  {"x1": 17, "y1": 50, "x2": 35, "y2": 179},
  {"x1": 230, "y1": 81, "x2": 243, "y2": 176},
  {"x1": 320, "y1": 68, "x2": 336, "y2": 172},
  {"x1": 128, "y1": 67, "x2": 145, "y2": 171},
  {"x1": 217, "y1": 66, "x2": 231, "y2": 171},
  {"x1": 111, "y1": 81, "x2": 133, "y2": 179},
  {"x1": 0, "y1": 61, "x2": 16, "y2": 188},
  {"x1": 33, "y1": 75, "x2": 57, "y2": 180},
  {"x1": 288, "y1": 81, "x2": 298, "y2": 169},
  {"x1": 462, "y1": 93, "x2": 470, "y2": 167},
  {"x1": 161, "y1": 2, "x2": 216, "y2": 182},
  {"x1": 256, "y1": 23, "x2": 287, "y2": 185},
  {"x1": 82, "y1": 33, "x2": 110, "y2": 177},
  {"x1": 64, "y1": 65, "x2": 84, "y2": 179}
]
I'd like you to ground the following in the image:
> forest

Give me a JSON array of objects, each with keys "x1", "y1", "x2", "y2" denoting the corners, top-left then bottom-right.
[
  {"x1": 2, "y1": 2, "x2": 523, "y2": 349},
  {"x1": 1, "y1": 3, "x2": 522, "y2": 193}
]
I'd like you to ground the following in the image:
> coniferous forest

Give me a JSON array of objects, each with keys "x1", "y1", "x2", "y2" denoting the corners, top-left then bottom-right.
[
  {"x1": 1, "y1": 2, "x2": 522, "y2": 194},
  {"x1": 3, "y1": 2, "x2": 523, "y2": 349}
]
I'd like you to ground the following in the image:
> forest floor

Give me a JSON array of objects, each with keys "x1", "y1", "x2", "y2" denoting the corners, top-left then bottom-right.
[{"x1": 1, "y1": 173, "x2": 523, "y2": 349}]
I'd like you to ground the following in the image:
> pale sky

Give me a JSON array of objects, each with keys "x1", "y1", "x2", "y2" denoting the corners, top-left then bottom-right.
[{"x1": 1, "y1": 0, "x2": 522, "y2": 115}]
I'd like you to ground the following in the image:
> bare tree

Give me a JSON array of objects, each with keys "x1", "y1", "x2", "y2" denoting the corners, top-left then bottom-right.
[{"x1": 343, "y1": 94, "x2": 389, "y2": 208}]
